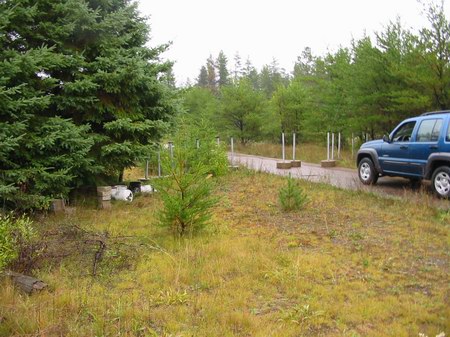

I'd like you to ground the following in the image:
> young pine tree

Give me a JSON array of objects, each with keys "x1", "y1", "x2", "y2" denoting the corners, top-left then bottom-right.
[
  {"x1": 156, "y1": 119, "x2": 227, "y2": 236},
  {"x1": 279, "y1": 174, "x2": 308, "y2": 212}
]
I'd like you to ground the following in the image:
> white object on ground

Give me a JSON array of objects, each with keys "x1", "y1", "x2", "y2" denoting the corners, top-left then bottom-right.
[
  {"x1": 111, "y1": 185, "x2": 133, "y2": 202},
  {"x1": 140, "y1": 185, "x2": 154, "y2": 193}
]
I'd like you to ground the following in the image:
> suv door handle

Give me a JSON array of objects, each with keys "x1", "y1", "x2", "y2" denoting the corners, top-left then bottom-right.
[
  {"x1": 429, "y1": 145, "x2": 438, "y2": 150},
  {"x1": 400, "y1": 145, "x2": 408, "y2": 150}
]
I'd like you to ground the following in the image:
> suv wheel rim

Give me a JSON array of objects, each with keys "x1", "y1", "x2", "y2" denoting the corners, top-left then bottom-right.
[
  {"x1": 435, "y1": 171, "x2": 450, "y2": 196},
  {"x1": 360, "y1": 162, "x2": 371, "y2": 181}
]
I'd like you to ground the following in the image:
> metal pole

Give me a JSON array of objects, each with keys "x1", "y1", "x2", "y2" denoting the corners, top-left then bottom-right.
[
  {"x1": 338, "y1": 132, "x2": 341, "y2": 159},
  {"x1": 168, "y1": 141, "x2": 173, "y2": 160},
  {"x1": 292, "y1": 133, "x2": 296, "y2": 161},
  {"x1": 282, "y1": 132, "x2": 285, "y2": 161},
  {"x1": 327, "y1": 132, "x2": 330, "y2": 161},
  {"x1": 331, "y1": 133, "x2": 335, "y2": 160},
  {"x1": 145, "y1": 159, "x2": 149, "y2": 179},
  {"x1": 231, "y1": 137, "x2": 234, "y2": 165},
  {"x1": 157, "y1": 151, "x2": 161, "y2": 177},
  {"x1": 351, "y1": 133, "x2": 354, "y2": 158}
]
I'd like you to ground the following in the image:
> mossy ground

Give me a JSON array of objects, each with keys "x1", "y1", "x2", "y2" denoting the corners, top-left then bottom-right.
[{"x1": 0, "y1": 169, "x2": 448, "y2": 336}]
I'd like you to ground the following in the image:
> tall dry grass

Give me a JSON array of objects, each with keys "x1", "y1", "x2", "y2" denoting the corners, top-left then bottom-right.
[{"x1": 0, "y1": 170, "x2": 448, "y2": 336}]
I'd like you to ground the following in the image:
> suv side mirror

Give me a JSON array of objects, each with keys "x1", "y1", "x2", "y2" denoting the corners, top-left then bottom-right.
[{"x1": 382, "y1": 135, "x2": 391, "y2": 143}]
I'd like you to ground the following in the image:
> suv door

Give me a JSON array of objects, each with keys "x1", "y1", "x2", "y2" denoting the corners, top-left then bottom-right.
[
  {"x1": 409, "y1": 118, "x2": 443, "y2": 176},
  {"x1": 380, "y1": 121, "x2": 416, "y2": 175}
]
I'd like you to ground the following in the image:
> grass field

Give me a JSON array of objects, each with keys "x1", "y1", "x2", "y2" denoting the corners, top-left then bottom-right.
[
  {"x1": 233, "y1": 142, "x2": 357, "y2": 168},
  {"x1": 1, "y1": 169, "x2": 448, "y2": 336}
]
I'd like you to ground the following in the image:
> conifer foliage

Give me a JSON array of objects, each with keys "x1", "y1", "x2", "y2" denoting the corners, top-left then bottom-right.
[
  {"x1": 156, "y1": 118, "x2": 227, "y2": 237},
  {"x1": 0, "y1": 0, "x2": 176, "y2": 210},
  {"x1": 279, "y1": 174, "x2": 308, "y2": 212}
]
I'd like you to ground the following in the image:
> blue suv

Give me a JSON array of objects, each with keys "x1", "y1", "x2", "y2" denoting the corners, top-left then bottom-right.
[{"x1": 357, "y1": 111, "x2": 450, "y2": 198}]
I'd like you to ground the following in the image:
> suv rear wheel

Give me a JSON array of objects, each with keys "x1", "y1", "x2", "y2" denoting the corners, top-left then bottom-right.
[
  {"x1": 358, "y1": 158, "x2": 378, "y2": 185},
  {"x1": 431, "y1": 166, "x2": 450, "y2": 198}
]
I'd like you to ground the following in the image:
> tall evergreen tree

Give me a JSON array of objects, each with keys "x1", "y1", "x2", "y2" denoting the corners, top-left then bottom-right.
[
  {"x1": 419, "y1": 0, "x2": 450, "y2": 109},
  {"x1": 376, "y1": 19, "x2": 430, "y2": 120},
  {"x1": 206, "y1": 55, "x2": 217, "y2": 93},
  {"x1": 272, "y1": 79, "x2": 307, "y2": 135},
  {"x1": 233, "y1": 52, "x2": 243, "y2": 82},
  {"x1": 243, "y1": 58, "x2": 259, "y2": 90},
  {"x1": 219, "y1": 79, "x2": 267, "y2": 143},
  {"x1": 0, "y1": 0, "x2": 176, "y2": 210},
  {"x1": 293, "y1": 47, "x2": 316, "y2": 79},
  {"x1": 349, "y1": 36, "x2": 389, "y2": 136},
  {"x1": 197, "y1": 65, "x2": 208, "y2": 87},
  {"x1": 260, "y1": 58, "x2": 289, "y2": 98},
  {"x1": 183, "y1": 86, "x2": 219, "y2": 122},
  {"x1": 216, "y1": 50, "x2": 230, "y2": 87}
]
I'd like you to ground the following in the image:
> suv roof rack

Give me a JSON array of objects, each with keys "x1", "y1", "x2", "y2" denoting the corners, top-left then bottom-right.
[{"x1": 420, "y1": 110, "x2": 450, "y2": 116}]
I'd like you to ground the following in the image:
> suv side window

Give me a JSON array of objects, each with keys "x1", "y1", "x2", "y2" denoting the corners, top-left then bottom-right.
[
  {"x1": 416, "y1": 119, "x2": 442, "y2": 142},
  {"x1": 392, "y1": 121, "x2": 416, "y2": 142},
  {"x1": 447, "y1": 121, "x2": 450, "y2": 142}
]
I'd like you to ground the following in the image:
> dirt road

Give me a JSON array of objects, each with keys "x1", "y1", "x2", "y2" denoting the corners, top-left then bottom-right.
[{"x1": 229, "y1": 153, "x2": 450, "y2": 210}]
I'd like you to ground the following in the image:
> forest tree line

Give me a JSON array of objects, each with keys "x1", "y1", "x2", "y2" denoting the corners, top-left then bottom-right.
[{"x1": 181, "y1": 2, "x2": 450, "y2": 144}]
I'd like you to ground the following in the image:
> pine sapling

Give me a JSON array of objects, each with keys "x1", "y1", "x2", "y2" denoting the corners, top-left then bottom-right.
[{"x1": 279, "y1": 174, "x2": 308, "y2": 211}]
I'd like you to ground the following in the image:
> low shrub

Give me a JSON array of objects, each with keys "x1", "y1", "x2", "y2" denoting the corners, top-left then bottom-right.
[{"x1": 0, "y1": 213, "x2": 35, "y2": 271}]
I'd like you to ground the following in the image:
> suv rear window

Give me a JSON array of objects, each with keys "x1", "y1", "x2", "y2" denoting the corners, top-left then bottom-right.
[{"x1": 416, "y1": 119, "x2": 442, "y2": 142}]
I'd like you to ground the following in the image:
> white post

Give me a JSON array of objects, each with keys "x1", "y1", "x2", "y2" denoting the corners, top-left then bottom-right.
[
  {"x1": 231, "y1": 137, "x2": 234, "y2": 165},
  {"x1": 216, "y1": 136, "x2": 220, "y2": 146},
  {"x1": 168, "y1": 141, "x2": 173, "y2": 160},
  {"x1": 196, "y1": 139, "x2": 199, "y2": 149},
  {"x1": 327, "y1": 132, "x2": 330, "y2": 161},
  {"x1": 351, "y1": 133, "x2": 354, "y2": 158},
  {"x1": 331, "y1": 133, "x2": 335, "y2": 160},
  {"x1": 338, "y1": 132, "x2": 341, "y2": 160},
  {"x1": 282, "y1": 132, "x2": 285, "y2": 161},
  {"x1": 157, "y1": 151, "x2": 161, "y2": 177},
  {"x1": 292, "y1": 133, "x2": 296, "y2": 161},
  {"x1": 145, "y1": 159, "x2": 149, "y2": 179}
]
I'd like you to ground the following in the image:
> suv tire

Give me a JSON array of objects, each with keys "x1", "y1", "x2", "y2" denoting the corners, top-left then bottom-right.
[
  {"x1": 431, "y1": 166, "x2": 450, "y2": 198},
  {"x1": 358, "y1": 158, "x2": 378, "y2": 185}
]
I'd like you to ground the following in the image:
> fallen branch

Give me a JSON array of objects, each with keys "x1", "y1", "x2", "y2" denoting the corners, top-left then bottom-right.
[
  {"x1": 85, "y1": 239, "x2": 106, "y2": 276},
  {"x1": 3, "y1": 271, "x2": 47, "y2": 294}
]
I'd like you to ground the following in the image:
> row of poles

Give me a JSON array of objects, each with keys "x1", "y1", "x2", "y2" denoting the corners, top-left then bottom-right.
[
  {"x1": 282, "y1": 131, "x2": 363, "y2": 161},
  {"x1": 325, "y1": 132, "x2": 341, "y2": 161},
  {"x1": 280, "y1": 132, "x2": 299, "y2": 161},
  {"x1": 143, "y1": 136, "x2": 237, "y2": 179},
  {"x1": 144, "y1": 132, "x2": 366, "y2": 178},
  {"x1": 281, "y1": 132, "x2": 343, "y2": 161}
]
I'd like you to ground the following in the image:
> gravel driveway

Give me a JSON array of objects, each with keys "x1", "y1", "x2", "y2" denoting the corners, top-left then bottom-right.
[{"x1": 229, "y1": 153, "x2": 450, "y2": 210}]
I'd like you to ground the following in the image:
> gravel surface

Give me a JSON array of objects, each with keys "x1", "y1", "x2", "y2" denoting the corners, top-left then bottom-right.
[{"x1": 229, "y1": 153, "x2": 450, "y2": 210}]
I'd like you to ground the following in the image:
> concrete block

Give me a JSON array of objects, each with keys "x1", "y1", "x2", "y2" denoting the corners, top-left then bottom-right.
[
  {"x1": 321, "y1": 160, "x2": 337, "y2": 168},
  {"x1": 97, "y1": 198, "x2": 111, "y2": 209},
  {"x1": 50, "y1": 199, "x2": 65, "y2": 213},
  {"x1": 97, "y1": 186, "x2": 111, "y2": 201},
  {"x1": 276, "y1": 161, "x2": 292, "y2": 169},
  {"x1": 291, "y1": 160, "x2": 302, "y2": 168}
]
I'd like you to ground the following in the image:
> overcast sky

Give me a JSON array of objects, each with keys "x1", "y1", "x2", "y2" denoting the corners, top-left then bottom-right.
[{"x1": 138, "y1": 0, "x2": 449, "y2": 85}]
